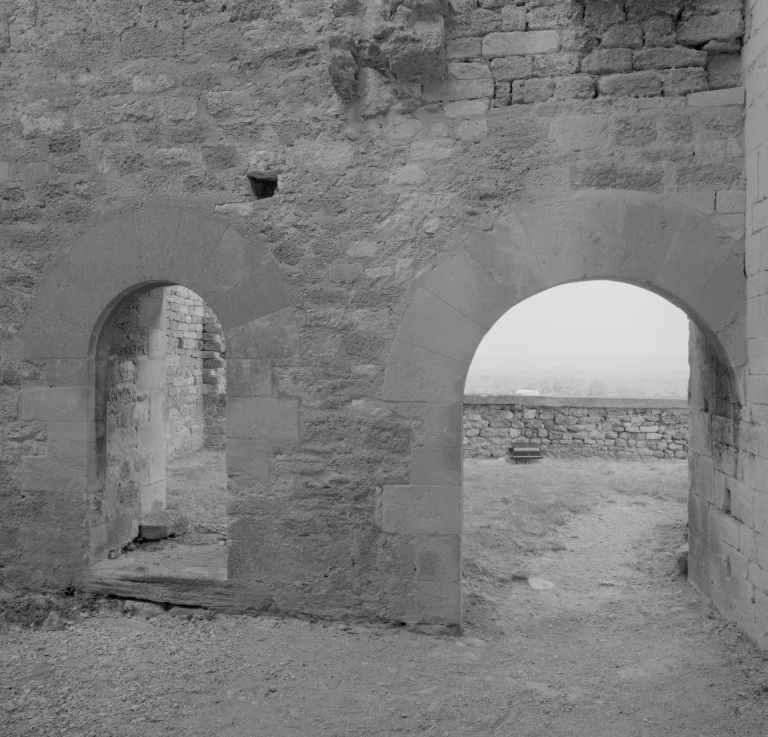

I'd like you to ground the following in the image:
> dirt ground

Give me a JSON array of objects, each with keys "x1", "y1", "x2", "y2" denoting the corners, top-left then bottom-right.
[{"x1": 2, "y1": 459, "x2": 767, "y2": 736}]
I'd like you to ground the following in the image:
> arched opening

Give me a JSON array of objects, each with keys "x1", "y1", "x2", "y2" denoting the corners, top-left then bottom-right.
[
  {"x1": 379, "y1": 192, "x2": 746, "y2": 630},
  {"x1": 460, "y1": 279, "x2": 718, "y2": 631},
  {"x1": 91, "y1": 283, "x2": 228, "y2": 580}
]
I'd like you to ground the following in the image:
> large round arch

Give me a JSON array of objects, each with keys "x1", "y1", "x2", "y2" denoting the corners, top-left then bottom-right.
[
  {"x1": 378, "y1": 190, "x2": 746, "y2": 628},
  {"x1": 20, "y1": 204, "x2": 299, "y2": 586}
]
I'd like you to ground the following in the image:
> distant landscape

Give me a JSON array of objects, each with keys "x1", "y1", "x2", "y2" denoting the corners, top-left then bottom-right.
[{"x1": 465, "y1": 355, "x2": 689, "y2": 399}]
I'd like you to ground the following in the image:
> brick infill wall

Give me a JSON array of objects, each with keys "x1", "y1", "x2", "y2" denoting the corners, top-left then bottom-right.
[
  {"x1": 463, "y1": 396, "x2": 689, "y2": 460},
  {"x1": 164, "y1": 286, "x2": 226, "y2": 460}
]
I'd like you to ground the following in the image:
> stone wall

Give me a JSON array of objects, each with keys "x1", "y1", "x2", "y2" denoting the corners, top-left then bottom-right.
[
  {"x1": 164, "y1": 286, "x2": 226, "y2": 461},
  {"x1": 0, "y1": 0, "x2": 762, "y2": 645},
  {"x1": 464, "y1": 396, "x2": 690, "y2": 459},
  {"x1": 440, "y1": 0, "x2": 740, "y2": 107},
  {"x1": 97, "y1": 289, "x2": 167, "y2": 560},
  {"x1": 104, "y1": 298, "x2": 148, "y2": 546},
  {"x1": 681, "y1": 0, "x2": 768, "y2": 649}
]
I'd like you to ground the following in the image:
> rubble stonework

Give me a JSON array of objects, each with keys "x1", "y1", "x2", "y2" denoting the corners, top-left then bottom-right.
[
  {"x1": 0, "y1": 0, "x2": 766, "y2": 648},
  {"x1": 341, "y1": 0, "x2": 744, "y2": 112},
  {"x1": 164, "y1": 286, "x2": 226, "y2": 459},
  {"x1": 463, "y1": 397, "x2": 689, "y2": 459}
]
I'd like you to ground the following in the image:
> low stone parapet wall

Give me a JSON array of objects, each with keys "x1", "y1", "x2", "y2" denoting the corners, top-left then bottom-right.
[{"x1": 463, "y1": 396, "x2": 689, "y2": 460}]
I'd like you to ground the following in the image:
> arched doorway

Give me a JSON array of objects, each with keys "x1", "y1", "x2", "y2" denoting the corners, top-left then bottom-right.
[
  {"x1": 380, "y1": 190, "x2": 745, "y2": 628},
  {"x1": 21, "y1": 205, "x2": 298, "y2": 600},
  {"x1": 462, "y1": 279, "x2": 694, "y2": 628},
  {"x1": 92, "y1": 283, "x2": 228, "y2": 572}
]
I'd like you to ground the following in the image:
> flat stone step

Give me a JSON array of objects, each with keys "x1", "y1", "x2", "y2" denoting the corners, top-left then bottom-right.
[{"x1": 77, "y1": 544, "x2": 269, "y2": 613}]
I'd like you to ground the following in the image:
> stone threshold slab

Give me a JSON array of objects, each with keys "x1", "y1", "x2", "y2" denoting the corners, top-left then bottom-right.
[{"x1": 77, "y1": 544, "x2": 269, "y2": 613}]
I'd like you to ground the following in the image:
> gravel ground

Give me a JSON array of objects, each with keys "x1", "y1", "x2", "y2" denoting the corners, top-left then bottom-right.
[{"x1": 2, "y1": 464, "x2": 767, "y2": 736}]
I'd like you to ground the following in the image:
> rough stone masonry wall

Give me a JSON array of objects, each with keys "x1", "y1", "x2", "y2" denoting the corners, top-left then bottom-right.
[
  {"x1": 464, "y1": 396, "x2": 689, "y2": 459},
  {"x1": 96, "y1": 289, "x2": 168, "y2": 559},
  {"x1": 683, "y1": 0, "x2": 768, "y2": 649},
  {"x1": 164, "y1": 286, "x2": 226, "y2": 461},
  {"x1": 105, "y1": 299, "x2": 149, "y2": 538},
  {"x1": 425, "y1": 0, "x2": 739, "y2": 107},
  {"x1": 0, "y1": 0, "x2": 755, "y2": 633}
]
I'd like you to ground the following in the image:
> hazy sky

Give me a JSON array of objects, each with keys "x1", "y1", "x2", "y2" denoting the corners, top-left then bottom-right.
[{"x1": 470, "y1": 280, "x2": 690, "y2": 370}]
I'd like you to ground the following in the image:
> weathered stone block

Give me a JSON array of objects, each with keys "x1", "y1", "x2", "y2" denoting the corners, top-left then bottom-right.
[
  {"x1": 689, "y1": 492, "x2": 711, "y2": 548},
  {"x1": 571, "y1": 162, "x2": 663, "y2": 190},
  {"x1": 21, "y1": 386, "x2": 90, "y2": 423},
  {"x1": 23, "y1": 312, "x2": 92, "y2": 361},
  {"x1": 394, "y1": 288, "x2": 486, "y2": 362},
  {"x1": 633, "y1": 46, "x2": 707, "y2": 70},
  {"x1": 710, "y1": 507, "x2": 742, "y2": 550},
  {"x1": 584, "y1": 0, "x2": 625, "y2": 32},
  {"x1": 227, "y1": 397, "x2": 299, "y2": 442},
  {"x1": 662, "y1": 68, "x2": 708, "y2": 97},
  {"x1": 707, "y1": 53, "x2": 741, "y2": 90},
  {"x1": 411, "y1": 447, "x2": 462, "y2": 486},
  {"x1": 447, "y1": 61, "x2": 492, "y2": 80},
  {"x1": 512, "y1": 77, "x2": 555, "y2": 103},
  {"x1": 482, "y1": 31, "x2": 560, "y2": 59},
  {"x1": 501, "y1": 6, "x2": 526, "y2": 32},
  {"x1": 740, "y1": 524, "x2": 757, "y2": 561},
  {"x1": 387, "y1": 580, "x2": 461, "y2": 626},
  {"x1": 380, "y1": 485, "x2": 462, "y2": 534},
  {"x1": 139, "y1": 511, "x2": 187, "y2": 541},
  {"x1": 533, "y1": 52, "x2": 580, "y2": 77},
  {"x1": 493, "y1": 81, "x2": 511, "y2": 105},
  {"x1": 448, "y1": 9, "x2": 501, "y2": 39},
  {"x1": 528, "y1": 4, "x2": 579, "y2": 30},
  {"x1": 381, "y1": 340, "x2": 466, "y2": 402},
  {"x1": 385, "y1": 28, "x2": 446, "y2": 81},
  {"x1": 677, "y1": 12, "x2": 744, "y2": 47},
  {"x1": 490, "y1": 56, "x2": 533, "y2": 81},
  {"x1": 625, "y1": 1, "x2": 682, "y2": 23},
  {"x1": 597, "y1": 71, "x2": 661, "y2": 97},
  {"x1": 411, "y1": 534, "x2": 461, "y2": 581},
  {"x1": 582, "y1": 47, "x2": 632, "y2": 74},
  {"x1": 137, "y1": 417, "x2": 166, "y2": 456},
  {"x1": 643, "y1": 15, "x2": 675, "y2": 47},
  {"x1": 553, "y1": 75, "x2": 596, "y2": 99},
  {"x1": 136, "y1": 357, "x2": 165, "y2": 393},
  {"x1": 46, "y1": 422, "x2": 91, "y2": 459},
  {"x1": 423, "y1": 78, "x2": 493, "y2": 102},
  {"x1": 601, "y1": 23, "x2": 643, "y2": 49},
  {"x1": 22, "y1": 456, "x2": 89, "y2": 494},
  {"x1": 552, "y1": 115, "x2": 609, "y2": 151},
  {"x1": 29, "y1": 267, "x2": 104, "y2": 333},
  {"x1": 445, "y1": 98, "x2": 490, "y2": 117},
  {"x1": 446, "y1": 37, "x2": 482, "y2": 60},
  {"x1": 227, "y1": 359, "x2": 272, "y2": 397},
  {"x1": 226, "y1": 439, "x2": 271, "y2": 480},
  {"x1": 716, "y1": 189, "x2": 746, "y2": 214},
  {"x1": 560, "y1": 27, "x2": 597, "y2": 53},
  {"x1": 45, "y1": 359, "x2": 88, "y2": 388},
  {"x1": 225, "y1": 309, "x2": 299, "y2": 361}
]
